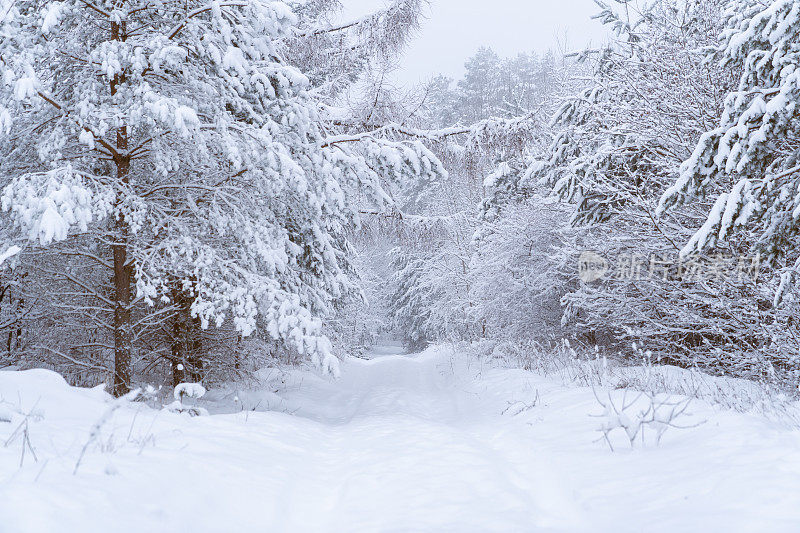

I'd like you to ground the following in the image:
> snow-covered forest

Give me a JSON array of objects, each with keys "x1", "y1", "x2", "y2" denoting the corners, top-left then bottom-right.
[{"x1": 2, "y1": 0, "x2": 800, "y2": 530}]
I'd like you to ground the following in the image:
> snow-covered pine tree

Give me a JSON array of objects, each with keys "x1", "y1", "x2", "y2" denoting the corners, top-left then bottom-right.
[
  {"x1": 457, "y1": 47, "x2": 501, "y2": 124},
  {"x1": 658, "y1": 0, "x2": 800, "y2": 277},
  {"x1": 388, "y1": 247, "x2": 433, "y2": 351},
  {"x1": 0, "y1": 0, "x2": 443, "y2": 394}
]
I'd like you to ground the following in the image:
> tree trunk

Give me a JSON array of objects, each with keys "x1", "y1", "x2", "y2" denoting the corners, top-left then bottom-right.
[
  {"x1": 171, "y1": 309, "x2": 185, "y2": 387},
  {"x1": 188, "y1": 314, "x2": 203, "y2": 382},
  {"x1": 112, "y1": 147, "x2": 132, "y2": 397},
  {"x1": 171, "y1": 279, "x2": 188, "y2": 387},
  {"x1": 171, "y1": 279, "x2": 203, "y2": 387},
  {"x1": 111, "y1": 20, "x2": 133, "y2": 397}
]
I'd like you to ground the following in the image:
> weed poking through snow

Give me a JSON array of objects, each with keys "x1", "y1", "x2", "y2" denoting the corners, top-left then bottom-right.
[{"x1": 592, "y1": 388, "x2": 703, "y2": 451}]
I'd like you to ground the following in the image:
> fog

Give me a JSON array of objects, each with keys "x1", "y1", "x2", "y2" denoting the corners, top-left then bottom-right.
[{"x1": 342, "y1": 0, "x2": 609, "y2": 85}]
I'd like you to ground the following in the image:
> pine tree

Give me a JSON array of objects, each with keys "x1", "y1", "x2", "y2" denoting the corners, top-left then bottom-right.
[
  {"x1": 457, "y1": 47, "x2": 502, "y2": 123},
  {"x1": 0, "y1": 0, "x2": 442, "y2": 393},
  {"x1": 658, "y1": 0, "x2": 800, "y2": 269}
]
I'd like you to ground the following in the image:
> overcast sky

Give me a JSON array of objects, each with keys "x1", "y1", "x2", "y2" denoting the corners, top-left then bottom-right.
[{"x1": 341, "y1": 0, "x2": 609, "y2": 87}]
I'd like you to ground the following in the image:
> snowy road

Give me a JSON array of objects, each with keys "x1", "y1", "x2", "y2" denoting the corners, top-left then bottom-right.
[{"x1": 2, "y1": 346, "x2": 800, "y2": 532}]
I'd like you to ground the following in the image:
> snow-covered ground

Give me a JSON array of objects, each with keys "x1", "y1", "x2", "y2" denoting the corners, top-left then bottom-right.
[{"x1": 2, "y1": 345, "x2": 800, "y2": 532}]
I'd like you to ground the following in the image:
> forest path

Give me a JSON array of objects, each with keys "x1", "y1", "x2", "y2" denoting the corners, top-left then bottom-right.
[
  {"x1": 2, "y1": 346, "x2": 800, "y2": 532},
  {"x1": 264, "y1": 345, "x2": 583, "y2": 531}
]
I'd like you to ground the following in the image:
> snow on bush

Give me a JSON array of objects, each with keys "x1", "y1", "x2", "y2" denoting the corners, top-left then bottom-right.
[
  {"x1": 165, "y1": 382, "x2": 208, "y2": 417},
  {"x1": 173, "y1": 383, "x2": 207, "y2": 401}
]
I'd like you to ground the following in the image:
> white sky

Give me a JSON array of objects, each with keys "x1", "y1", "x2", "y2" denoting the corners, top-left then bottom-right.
[{"x1": 341, "y1": 0, "x2": 610, "y2": 87}]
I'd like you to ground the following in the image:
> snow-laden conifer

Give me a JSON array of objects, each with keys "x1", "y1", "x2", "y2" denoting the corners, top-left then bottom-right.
[
  {"x1": 658, "y1": 0, "x2": 800, "y2": 268},
  {"x1": 0, "y1": 0, "x2": 443, "y2": 393}
]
